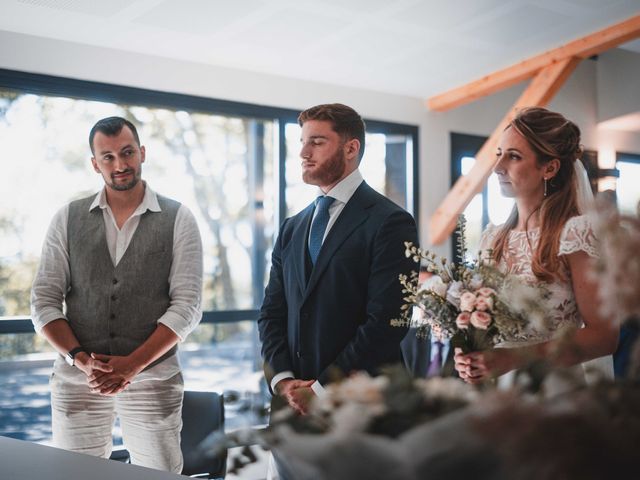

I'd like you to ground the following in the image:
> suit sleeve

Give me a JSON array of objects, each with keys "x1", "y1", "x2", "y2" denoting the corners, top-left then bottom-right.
[
  {"x1": 317, "y1": 209, "x2": 418, "y2": 384},
  {"x1": 258, "y1": 219, "x2": 293, "y2": 391}
]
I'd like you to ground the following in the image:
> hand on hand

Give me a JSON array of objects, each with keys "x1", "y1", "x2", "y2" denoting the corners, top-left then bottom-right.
[
  {"x1": 84, "y1": 353, "x2": 143, "y2": 396},
  {"x1": 276, "y1": 379, "x2": 315, "y2": 415},
  {"x1": 454, "y1": 348, "x2": 490, "y2": 384},
  {"x1": 454, "y1": 348, "x2": 515, "y2": 384}
]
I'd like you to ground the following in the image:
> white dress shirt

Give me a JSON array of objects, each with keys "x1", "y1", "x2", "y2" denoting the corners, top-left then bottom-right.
[
  {"x1": 271, "y1": 169, "x2": 364, "y2": 396},
  {"x1": 31, "y1": 184, "x2": 203, "y2": 382}
]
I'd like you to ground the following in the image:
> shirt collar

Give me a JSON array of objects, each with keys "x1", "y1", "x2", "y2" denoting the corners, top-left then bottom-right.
[
  {"x1": 89, "y1": 182, "x2": 161, "y2": 214},
  {"x1": 317, "y1": 169, "x2": 364, "y2": 205},
  {"x1": 431, "y1": 336, "x2": 450, "y2": 346}
]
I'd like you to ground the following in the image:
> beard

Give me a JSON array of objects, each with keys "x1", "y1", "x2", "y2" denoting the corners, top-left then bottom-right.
[
  {"x1": 302, "y1": 148, "x2": 346, "y2": 187},
  {"x1": 108, "y1": 166, "x2": 142, "y2": 191}
]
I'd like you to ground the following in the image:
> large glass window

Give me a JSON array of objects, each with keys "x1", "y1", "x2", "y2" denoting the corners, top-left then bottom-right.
[
  {"x1": 616, "y1": 152, "x2": 640, "y2": 216},
  {"x1": 0, "y1": 69, "x2": 418, "y2": 443}
]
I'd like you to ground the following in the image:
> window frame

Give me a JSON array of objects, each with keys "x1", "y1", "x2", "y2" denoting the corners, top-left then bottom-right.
[{"x1": 0, "y1": 67, "x2": 419, "y2": 333}]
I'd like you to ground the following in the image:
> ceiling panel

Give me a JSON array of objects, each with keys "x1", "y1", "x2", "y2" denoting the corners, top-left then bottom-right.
[
  {"x1": 16, "y1": 0, "x2": 132, "y2": 16},
  {"x1": 134, "y1": 0, "x2": 266, "y2": 35},
  {"x1": 0, "y1": 0, "x2": 638, "y2": 99}
]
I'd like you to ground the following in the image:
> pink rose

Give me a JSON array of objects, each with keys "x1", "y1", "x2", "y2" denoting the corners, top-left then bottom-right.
[
  {"x1": 470, "y1": 311, "x2": 492, "y2": 330},
  {"x1": 475, "y1": 296, "x2": 494, "y2": 312},
  {"x1": 459, "y1": 291, "x2": 477, "y2": 312},
  {"x1": 476, "y1": 287, "x2": 496, "y2": 297},
  {"x1": 456, "y1": 312, "x2": 471, "y2": 330}
]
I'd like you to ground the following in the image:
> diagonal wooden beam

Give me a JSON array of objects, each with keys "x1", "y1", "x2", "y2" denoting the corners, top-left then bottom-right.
[
  {"x1": 428, "y1": 56, "x2": 581, "y2": 245},
  {"x1": 427, "y1": 14, "x2": 640, "y2": 112}
]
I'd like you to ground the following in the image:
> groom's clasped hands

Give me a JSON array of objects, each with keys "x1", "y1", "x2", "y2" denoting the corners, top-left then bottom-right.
[{"x1": 277, "y1": 378, "x2": 315, "y2": 415}]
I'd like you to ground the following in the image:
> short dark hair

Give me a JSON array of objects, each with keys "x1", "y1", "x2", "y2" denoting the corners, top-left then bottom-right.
[
  {"x1": 298, "y1": 103, "x2": 366, "y2": 161},
  {"x1": 89, "y1": 116, "x2": 140, "y2": 154}
]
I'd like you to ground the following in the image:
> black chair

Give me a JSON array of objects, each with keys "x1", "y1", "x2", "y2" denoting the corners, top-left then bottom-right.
[
  {"x1": 110, "y1": 390, "x2": 227, "y2": 479},
  {"x1": 181, "y1": 390, "x2": 227, "y2": 479}
]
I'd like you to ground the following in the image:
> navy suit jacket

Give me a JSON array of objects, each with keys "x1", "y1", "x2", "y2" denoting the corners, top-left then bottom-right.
[
  {"x1": 401, "y1": 328, "x2": 457, "y2": 378},
  {"x1": 258, "y1": 181, "x2": 418, "y2": 388}
]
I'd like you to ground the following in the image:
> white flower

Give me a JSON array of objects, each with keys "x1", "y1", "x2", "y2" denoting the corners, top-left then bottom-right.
[
  {"x1": 469, "y1": 274, "x2": 484, "y2": 290},
  {"x1": 446, "y1": 280, "x2": 464, "y2": 308},
  {"x1": 422, "y1": 275, "x2": 448, "y2": 299}
]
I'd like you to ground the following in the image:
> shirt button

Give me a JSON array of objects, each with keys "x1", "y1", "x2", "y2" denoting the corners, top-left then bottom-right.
[
  {"x1": 112, "y1": 278, "x2": 118, "y2": 285},
  {"x1": 110, "y1": 313, "x2": 115, "y2": 320},
  {"x1": 111, "y1": 295, "x2": 117, "y2": 301},
  {"x1": 109, "y1": 332, "x2": 116, "y2": 339},
  {"x1": 296, "y1": 351, "x2": 302, "y2": 358}
]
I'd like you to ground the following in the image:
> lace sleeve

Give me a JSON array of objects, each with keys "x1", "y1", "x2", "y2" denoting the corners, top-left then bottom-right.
[{"x1": 558, "y1": 215, "x2": 599, "y2": 258}]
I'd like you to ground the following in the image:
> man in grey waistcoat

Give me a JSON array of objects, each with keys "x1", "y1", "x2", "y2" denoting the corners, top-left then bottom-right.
[{"x1": 31, "y1": 116, "x2": 203, "y2": 473}]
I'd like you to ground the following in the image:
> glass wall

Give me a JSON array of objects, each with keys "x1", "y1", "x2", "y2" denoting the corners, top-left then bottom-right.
[
  {"x1": 0, "y1": 68, "x2": 419, "y2": 442},
  {"x1": 616, "y1": 153, "x2": 640, "y2": 216}
]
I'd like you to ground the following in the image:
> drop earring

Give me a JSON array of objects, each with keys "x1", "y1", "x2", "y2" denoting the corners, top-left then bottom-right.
[{"x1": 544, "y1": 177, "x2": 548, "y2": 197}]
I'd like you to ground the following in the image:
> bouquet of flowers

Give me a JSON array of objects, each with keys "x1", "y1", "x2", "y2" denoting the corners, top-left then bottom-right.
[{"x1": 392, "y1": 216, "x2": 550, "y2": 353}]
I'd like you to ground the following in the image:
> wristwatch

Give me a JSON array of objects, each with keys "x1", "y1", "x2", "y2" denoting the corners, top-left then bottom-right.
[{"x1": 65, "y1": 346, "x2": 85, "y2": 367}]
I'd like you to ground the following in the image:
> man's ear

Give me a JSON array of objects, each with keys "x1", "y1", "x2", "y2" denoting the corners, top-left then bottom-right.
[
  {"x1": 345, "y1": 138, "x2": 360, "y2": 161},
  {"x1": 140, "y1": 145, "x2": 146, "y2": 164},
  {"x1": 91, "y1": 157, "x2": 100, "y2": 173}
]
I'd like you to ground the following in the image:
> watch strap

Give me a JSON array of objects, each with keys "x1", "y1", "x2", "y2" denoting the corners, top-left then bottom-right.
[{"x1": 66, "y1": 346, "x2": 86, "y2": 365}]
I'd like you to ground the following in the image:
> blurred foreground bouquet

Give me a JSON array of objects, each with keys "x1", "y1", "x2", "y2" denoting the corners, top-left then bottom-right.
[
  {"x1": 392, "y1": 216, "x2": 550, "y2": 353},
  {"x1": 591, "y1": 197, "x2": 640, "y2": 325},
  {"x1": 217, "y1": 372, "x2": 640, "y2": 479}
]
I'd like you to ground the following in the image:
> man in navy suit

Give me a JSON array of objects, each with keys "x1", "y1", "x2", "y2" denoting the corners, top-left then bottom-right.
[{"x1": 258, "y1": 103, "x2": 418, "y2": 416}]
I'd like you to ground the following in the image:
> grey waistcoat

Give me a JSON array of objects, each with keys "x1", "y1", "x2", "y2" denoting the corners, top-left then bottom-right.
[{"x1": 65, "y1": 193, "x2": 180, "y2": 368}]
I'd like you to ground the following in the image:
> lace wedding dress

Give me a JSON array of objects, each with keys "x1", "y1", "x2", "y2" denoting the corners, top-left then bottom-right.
[{"x1": 479, "y1": 214, "x2": 613, "y2": 383}]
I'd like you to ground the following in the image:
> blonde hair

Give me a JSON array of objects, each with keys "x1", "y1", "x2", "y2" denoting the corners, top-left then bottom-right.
[{"x1": 491, "y1": 107, "x2": 582, "y2": 282}]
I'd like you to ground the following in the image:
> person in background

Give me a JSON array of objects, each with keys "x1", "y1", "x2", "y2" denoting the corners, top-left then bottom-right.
[
  {"x1": 401, "y1": 267, "x2": 457, "y2": 378},
  {"x1": 454, "y1": 107, "x2": 618, "y2": 386},
  {"x1": 31, "y1": 116, "x2": 203, "y2": 472}
]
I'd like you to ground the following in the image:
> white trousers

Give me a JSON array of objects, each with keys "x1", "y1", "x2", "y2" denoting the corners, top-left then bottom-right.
[{"x1": 50, "y1": 371, "x2": 184, "y2": 473}]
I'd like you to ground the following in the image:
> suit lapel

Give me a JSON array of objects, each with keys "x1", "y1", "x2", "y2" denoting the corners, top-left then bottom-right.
[
  {"x1": 291, "y1": 203, "x2": 315, "y2": 295},
  {"x1": 303, "y1": 182, "x2": 375, "y2": 302}
]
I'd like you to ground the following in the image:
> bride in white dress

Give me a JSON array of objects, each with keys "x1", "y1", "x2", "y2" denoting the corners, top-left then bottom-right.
[{"x1": 454, "y1": 107, "x2": 618, "y2": 385}]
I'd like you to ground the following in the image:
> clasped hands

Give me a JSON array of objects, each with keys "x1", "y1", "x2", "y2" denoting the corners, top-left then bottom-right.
[
  {"x1": 454, "y1": 347, "x2": 515, "y2": 384},
  {"x1": 276, "y1": 378, "x2": 315, "y2": 415},
  {"x1": 75, "y1": 352, "x2": 143, "y2": 396}
]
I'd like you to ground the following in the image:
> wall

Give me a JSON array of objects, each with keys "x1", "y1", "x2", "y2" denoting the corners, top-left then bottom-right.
[
  {"x1": 1, "y1": 30, "x2": 633, "y2": 256},
  {"x1": 597, "y1": 48, "x2": 640, "y2": 123}
]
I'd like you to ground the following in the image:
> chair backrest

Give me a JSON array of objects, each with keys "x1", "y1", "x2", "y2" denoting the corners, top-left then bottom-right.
[{"x1": 181, "y1": 390, "x2": 227, "y2": 479}]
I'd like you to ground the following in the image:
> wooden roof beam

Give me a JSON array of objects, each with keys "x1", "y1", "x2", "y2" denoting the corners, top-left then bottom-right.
[
  {"x1": 428, "y1": 56, "x2": 581, "y2": 245},
  {"x1": 427, "y1": 14, "x2": 640, "y2": 112}
]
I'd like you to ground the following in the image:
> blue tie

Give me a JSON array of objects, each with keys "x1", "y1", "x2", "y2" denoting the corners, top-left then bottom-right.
[{"x1": 308, "y1": 196, "x2": 335, "y2": 265}]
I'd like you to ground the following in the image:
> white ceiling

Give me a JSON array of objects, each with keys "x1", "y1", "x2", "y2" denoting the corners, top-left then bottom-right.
[{"x1": 1, "y1": 0, "x2": 639, "y2": 99}]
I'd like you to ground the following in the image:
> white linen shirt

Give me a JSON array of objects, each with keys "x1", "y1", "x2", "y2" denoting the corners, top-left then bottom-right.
[
  {"x1": 271, "y1": 169, "x2": 364, "y2": 395},
  {"x1": 31, "y1": 184, "x2": 203, "y2": 382}
]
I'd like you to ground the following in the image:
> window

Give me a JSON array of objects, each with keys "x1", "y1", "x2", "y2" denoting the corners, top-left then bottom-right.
[
  {"x1": 0, "y1": 68, "x2": 419, "y2": 442},
  {"x1": 616, "y1": 152, "x2": 640, "y2": 215},
  {"x1": 450, "y1": 133, "x2": 514, "y2": 262}
]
